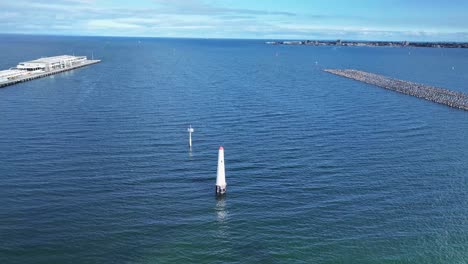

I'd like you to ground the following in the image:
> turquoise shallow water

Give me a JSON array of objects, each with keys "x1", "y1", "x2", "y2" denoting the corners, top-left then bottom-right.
[{"x1": 0, "y1": 35, "x2": 467, "y2": 263}]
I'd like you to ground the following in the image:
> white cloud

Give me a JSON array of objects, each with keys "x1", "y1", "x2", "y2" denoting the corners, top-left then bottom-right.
[
  {"x1": 0, "y1": 0, "x2": 467, "y2": 41},
  {"x1": 87, "y1": 20, "x2": 143, "y2": 30}
]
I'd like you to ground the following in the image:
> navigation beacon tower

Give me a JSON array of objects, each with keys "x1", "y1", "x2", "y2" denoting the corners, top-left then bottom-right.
[
  {"x1": 187, "y1": 125, "x2": 194, "y2": 148},
  {"x1": 216, "y1": 146, "x2": 227, "y2": 195}
]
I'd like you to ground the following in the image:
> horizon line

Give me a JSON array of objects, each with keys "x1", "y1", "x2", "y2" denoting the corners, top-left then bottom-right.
[{"x1": 2, "y1": 32, "x2": 468, "y2": 44}]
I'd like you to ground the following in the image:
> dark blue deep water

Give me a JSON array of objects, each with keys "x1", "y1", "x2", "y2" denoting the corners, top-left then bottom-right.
[{"x1": 1, "y1": 35, "x2": 467, "y2": 263}]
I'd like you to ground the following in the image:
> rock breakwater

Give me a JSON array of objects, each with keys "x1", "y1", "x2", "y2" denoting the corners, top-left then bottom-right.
[{"x1": 325, "y1": 69, "x2": 468, "y2": 111}]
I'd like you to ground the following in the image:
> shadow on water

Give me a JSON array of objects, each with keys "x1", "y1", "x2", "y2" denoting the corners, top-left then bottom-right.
[
  {"x1": 215, "y1": 195, "x2": 228, "y2": 223},
  {"x1": 215, "y1": 195, "x2": 229, "y2": 240}
]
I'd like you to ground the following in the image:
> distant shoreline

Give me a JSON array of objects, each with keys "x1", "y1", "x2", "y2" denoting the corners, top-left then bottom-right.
[
  {"x1": 266, "y1": 40, "x2": 468, "y2": 48},
  {"x1": 2, "y1": 34, "x2": 467, "y2": 46}
]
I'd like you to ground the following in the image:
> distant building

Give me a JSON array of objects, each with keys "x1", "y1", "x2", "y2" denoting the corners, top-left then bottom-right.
[
  {"x1": 283, "y1": 41, "x2": 303, "y2": 45},
  {"x1": 16, "y1": 55, "x2": 87, "y2": 71},
  {"x1": 0, "y1": 69, "x2": 28, "y2": 82}
]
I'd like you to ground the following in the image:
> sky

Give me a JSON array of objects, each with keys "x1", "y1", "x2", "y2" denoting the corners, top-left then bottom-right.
[{"x1": 1, "y1": 0, "x2": 468, "y2": 41}]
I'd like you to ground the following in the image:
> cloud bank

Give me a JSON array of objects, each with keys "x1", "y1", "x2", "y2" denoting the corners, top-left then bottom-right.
[{"x1": 1, "y1": 0, "x2": 467, "y2": 41}]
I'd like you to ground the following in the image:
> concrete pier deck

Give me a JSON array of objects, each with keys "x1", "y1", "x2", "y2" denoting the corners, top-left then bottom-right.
[
  {"x1": 325, "y1": 69, "x2": 468, "y2": 111},
  {"x1": 0, "y1": 60, "x2": 101, "y2": 88}
]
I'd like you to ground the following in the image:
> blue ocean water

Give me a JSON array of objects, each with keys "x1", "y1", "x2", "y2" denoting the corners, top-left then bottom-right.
[{"x1": 0, "y1": 35, "x2": 467, "y2": 264}]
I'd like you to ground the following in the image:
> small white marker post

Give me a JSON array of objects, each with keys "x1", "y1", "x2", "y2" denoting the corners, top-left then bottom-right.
[
  {"x1": 187, "y1": 125, "x2": 194, "y2": 148},
  {"x1": 216, "y1": 146, "x2": 227, "y2": 195}
]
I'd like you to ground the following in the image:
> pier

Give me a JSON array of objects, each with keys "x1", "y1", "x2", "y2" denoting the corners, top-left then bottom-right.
[
  {"x1": 0, "y1": 55, "x2": 101, "y2": 88},
  {"x1": 325, "y1": 69, "x2": 468, "y2": 111}
]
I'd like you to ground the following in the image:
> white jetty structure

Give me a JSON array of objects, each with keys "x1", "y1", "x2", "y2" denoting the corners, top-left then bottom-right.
[
  {"x1": 216, "y1": 146, "x2": 227, "y2": 195},
  {"x1": 0, "y1": 55, "x2": 100, "y2": 88},
  {"x1": 187, "y1": 125, "x2": 194, "y2": 148},
  {"x1": 16, "y1": 55, "x2": 88, "y2": 71}
]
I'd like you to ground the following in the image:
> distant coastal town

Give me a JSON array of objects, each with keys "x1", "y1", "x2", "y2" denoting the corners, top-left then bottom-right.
[{"x1": 266, "y1": 40, "x2": 468, "y2": 48}]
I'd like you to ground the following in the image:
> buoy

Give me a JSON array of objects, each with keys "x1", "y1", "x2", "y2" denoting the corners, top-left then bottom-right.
[
  {"x1": 216, "y1": 146, "x2": 226, "y2": 195},
  {"x1": 187, "y1": 125, "x2": 194, "y2": 148}
]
